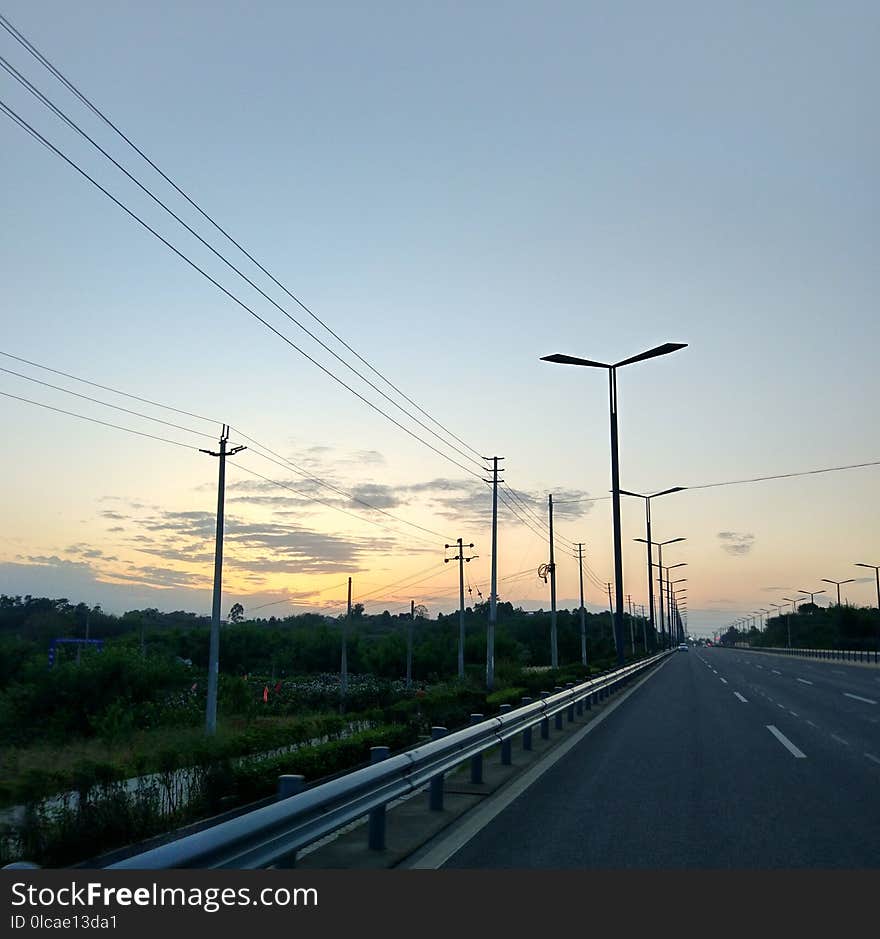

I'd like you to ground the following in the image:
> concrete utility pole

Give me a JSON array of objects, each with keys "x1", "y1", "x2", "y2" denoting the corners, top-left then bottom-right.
[
  {"x1": 484, "y1": 456, "x2": 504, "y2": 690},
  {"x1": 446, "y1": 539, "x2": 476, "y2": 679},
  {"x1": 627, "y1": 594, "x2": 635, "y2": 654},
  {"x1": 576, "y1": 543, "x2": 587, "y2": 667},
  {"x1": 549, "y1": 494, "x2": 558, "y2": 669},
  {"x1": 407, "y1": 599, "x2": 414, "y2": 689},
  {"x1": 201, "y1": 424, "x2": 246, "y2": 735},
  {"x1": 342, "y1": 577, "x2": 351, "y2": 698}
]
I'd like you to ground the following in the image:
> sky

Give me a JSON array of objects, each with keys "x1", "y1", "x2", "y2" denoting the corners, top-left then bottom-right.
[{"x1": 1, "y1": 1, "x2": 878, "y2": 638}]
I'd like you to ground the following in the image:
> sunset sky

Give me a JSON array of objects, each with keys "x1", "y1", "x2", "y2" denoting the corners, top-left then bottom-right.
[{"x1": 1, "y1": 1, "x2": 878, "y2": 638}]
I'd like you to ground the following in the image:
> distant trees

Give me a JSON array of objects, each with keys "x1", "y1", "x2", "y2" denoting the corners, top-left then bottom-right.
[{"x1": 228, "y1": 603, "x2": 245, "y2": 624}]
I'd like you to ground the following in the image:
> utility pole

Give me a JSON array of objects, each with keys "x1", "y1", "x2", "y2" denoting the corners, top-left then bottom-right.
[
  {"x1": 407, "y1": 599, "x2": 414, "y2": 689},
  {"x1": 576, "y1": 543, "x2": 587, "y2": 667},
  {"x1": 549, "y1": 494, "x2": 558, "y2": 668},
  {"x1": 606, "y1": 582, "x2": 617, "y2": 654},
  {"x1": 484, "y1": 456, "x2": 504, "y2": 690},
  {"x1": 201, "y1": 424, "x2": 246, "y2": 736},
  {"x1": 342, "y1": 577, "x2": 351, "y2": 699},
  {"x1": 446, "y1": 539, "x2": 476, "y2": 679},
  {"x1": 627, "y1": 594, "x2": 635, "y2": 655}
]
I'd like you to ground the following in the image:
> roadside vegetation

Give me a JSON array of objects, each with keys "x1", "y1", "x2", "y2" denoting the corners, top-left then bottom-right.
[
  {"x1": 0, "y1": 593, "x2": 642, "y2": 867},
  {"x1": 720, "y1": 603, "x2": 880, "y2": 651}
]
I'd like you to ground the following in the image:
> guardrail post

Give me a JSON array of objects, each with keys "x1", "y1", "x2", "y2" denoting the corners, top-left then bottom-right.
[
  {"x1": 499, "y1": 704, "x2": 512, "y2": 764},
  {"x1": 521, "y1": 698, "x2": 533, "y2": 750},
  {"x1": 553, "y1": 686, "x2": 564, "y2": 729},
  {"x1": 368, "y1": 746, "x2": 390, "y2": 850},
  {"x1": 540, "y1": 692, "x2": 550, "y2": 739},
  {"x1": 565, "y1": 683, "x2": 575, "y2": 721},
  {"x1": 429, "y1": 727, "x2": 447, "y2": 811},
  {"x1": 470, "y1": 714, "x2": 484, "y2": 783},
  {"x1": 275, "y1": 774, "x2": 307, "y2": 867},
  {"x1": 278, "y1": 774, "x2": 306, "y2": 800}
]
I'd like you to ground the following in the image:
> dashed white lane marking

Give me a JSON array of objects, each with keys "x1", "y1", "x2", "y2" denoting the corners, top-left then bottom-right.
[
  {"x1": 831, "y1": 734, "x2": 850, "y2": 747},
  {"x1": 777, "y1": 703, "x2": 786, "y2": 710},
  {"x1": 772, "y1": 670, "x2": 781, "y2": 675},
  {"x1": 767, "y1": 725, "x2": 807, "y2": 758},
  {"x1": 844, "y1": 693, "x2": 877, "y2": 705},
  {"x1": 734, "y1": 692, "x2": 748, "y2": 703},
  {"x1": 756, "y1": 665, "x2": 764, "y2": 669},
  {"x1": 797, "y1": 678, "x2": 813, "y2": 685},
  {"x1": 806, "y1": 720, "x2": 817, "y2": 728},
  {"x1": 865, "y1": 753, "x2": 880, "y2": 766},
  {"x1": 720, "y1": 677, "x2": 728, "y2": 684},
  {"x1": 789, "y1": 711, "x2": 798, "y2": 717}
]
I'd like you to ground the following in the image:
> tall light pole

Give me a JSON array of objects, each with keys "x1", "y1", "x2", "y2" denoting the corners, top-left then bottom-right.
[
  {"x1": 636, "y1": 537, "x2": 685, "y2": 649},
  {"x1": 798, "y1": 588, "x2": 827, "y2": 607},
  {"x1": 855, "y1": 563, "x2": 880, "y2": 611},
  {"x1": 670, "y1": 580, "x2": 687, "y2": 643},
  {"x1": 621, "y1": 487, "x2": 686, "y2": 653},
  {"x1": 821, "y1": 578, "x2": 854, "y2": 608},
  {"x1": 541, "y1": 342, "x2": 688, "y2": 665},
  {"x1": 855, "y1": 563, "x2": 880, "y2": 652},
  {"x1": 782, "y1": 597, "x2": 801, "y2": 648}
]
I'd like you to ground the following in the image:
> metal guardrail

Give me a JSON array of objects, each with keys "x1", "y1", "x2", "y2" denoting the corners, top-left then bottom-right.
[
  {"x1": 736, "y1": 645, "x2": 880, "y2": 664},
  {"x1": 90, "y1": 651, "x2": 669, "y2": 869}
]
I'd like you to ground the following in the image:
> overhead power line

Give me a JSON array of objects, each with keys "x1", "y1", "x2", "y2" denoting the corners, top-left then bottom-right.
[
  {"x1": 0, "y1": 98, "x2": 486, "y2": 482},
  {"x1": 0, "y1": 349, "x2": 217, "y2": 425},
  {"x1": 0, "y1": 14, "x2": 486, "y2": 468},
  {"x1": 0, "y1": 348, "x2": 455, "y2": 543},
  {"x1": 228, "y1": 462, "x2": 443, "y2": 550},
  {"x1": 0, "y1": 364, "x2": 218, "y2": 441},
  {"x1": 0, "y1": 389, "x2": 199, "y2": 450}
]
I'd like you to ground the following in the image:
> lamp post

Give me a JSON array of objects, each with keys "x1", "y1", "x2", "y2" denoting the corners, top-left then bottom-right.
[
  {"x1": 820, "y1": 578, "x2": 854, "y2": 608},
  {"x1": 636, "y1": 538, "x2": 686, "y2": 650},
  {"x1": 670, "y1": 580, "x2": 687, "y2": 643},
  {"x1": 621, "y1": 487, "x2": 686, "y2": 653},
  {"x1": 541, "y1": 342, "x2": 688, "y2": 665},
  {"x1": 782, "y1": 597, "x2": 802, "y2": 648},
  {"x1": 855, "y1": 563, "x2": 880, "y2": 611},
  {"x1": 798, "y1": 588, "x2": 827, "y2": 608},
  {"x1": 855, "y1": 563, "x2": 880, "y2": 653}
]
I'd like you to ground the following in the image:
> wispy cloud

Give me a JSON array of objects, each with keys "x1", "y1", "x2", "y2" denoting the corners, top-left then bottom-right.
[{"x1": 717, "y1": 531, "x2": 756, "y2": 556}]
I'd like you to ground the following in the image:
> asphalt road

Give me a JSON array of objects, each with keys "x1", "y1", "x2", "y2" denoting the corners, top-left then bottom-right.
[{"x1": 442, "y1": 647, "x2": 880, "y2": 868}]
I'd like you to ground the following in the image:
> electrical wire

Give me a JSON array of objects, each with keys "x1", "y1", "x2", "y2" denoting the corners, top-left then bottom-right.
[
  {"x1": 0, "y1": 18, "x2": 486, "y2": 467},
  {"x1": 0, "y1": 389, "x2": 199, "y2": 449},
  {"x1": 0, "y1": 364, "x2": 219, "y2": 440},
  {"x1": 228, "y1": 461, "x2": 442, "y2": 549},
  {"x1": 0, "y1": 98, "x2": 486, "y2": 482}
]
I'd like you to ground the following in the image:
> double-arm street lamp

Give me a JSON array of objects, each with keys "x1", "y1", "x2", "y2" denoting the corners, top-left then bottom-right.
[
  {"x1": 821, "y1": 578, "x2": 855, "y2": 607},
  {"x1": 635, "y1": 538, "x2": 686, "y2": 649},
  {"x1": 782, "y1": 596, "x2": 803, "y2": 648},
  {"x1": 798, "y1": 588, "x2": 826, "y2": 607},
  {"x1": 541, "y1": 342, "x2": 688, "y2": 665},
  {"x1": 662, "y1": 560, "x2": 687, "y2": 645},
  {"x1": 854, "y1": 563, "x2": 880, "y2": 611},
  {"x1": 621, "y1": 487, "x2": 686, "y2": 653}
]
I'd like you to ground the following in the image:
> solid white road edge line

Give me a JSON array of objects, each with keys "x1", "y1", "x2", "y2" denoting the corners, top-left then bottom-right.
[{"x1": 398, "y1": 658, "x2": 673, "y2": 869}]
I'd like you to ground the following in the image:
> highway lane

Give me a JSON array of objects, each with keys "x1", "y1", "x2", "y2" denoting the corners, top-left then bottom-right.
[
  {"x1": 441, "y1": 649, "x2": 880, "y2": 868},
  {"x1": 708, "y1": 647, "x2": 880, "y2": 766}
]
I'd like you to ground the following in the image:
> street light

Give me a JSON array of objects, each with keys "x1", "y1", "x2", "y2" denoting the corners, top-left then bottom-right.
[
  {"x1": 820, "y1": 578, "x2": 855, "y2": 607},
  {"x1": 542, "y1": 342, "x2": 688, "y2": 664},
  {"x1": 782, "y1": 597, "x2": 802, "y2": 649},
  {"x1": 636, "y1": 539, "x2": 686, "y2": 649},
  {"x1": 854, "y1": 563, "x2": 880, "y2": 611},
  {"x1": 621, "y1": 487, "x2": 686, "y2": 653},
  {"x1": 798, "y1": 588, "x2": 827, "y2": 607}
]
